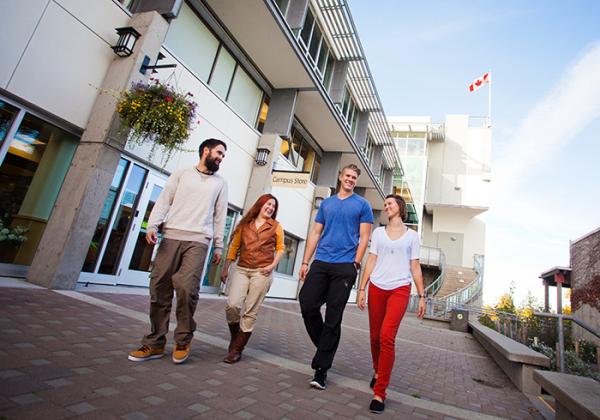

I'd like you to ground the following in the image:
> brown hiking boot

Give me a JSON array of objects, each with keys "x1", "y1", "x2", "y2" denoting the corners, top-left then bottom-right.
[
  {"x1": 227, "y1": 323, "x2": 240, "y2": 353},
  {"x1": 128, "y1": 345, "x2": 165, "y2": 362},
  {"x1": 223, "y1": 331, "x2": 251, "y2": 364},
  {"x1": 172, "y1": 343, "x2": 190, "y2": 364}
]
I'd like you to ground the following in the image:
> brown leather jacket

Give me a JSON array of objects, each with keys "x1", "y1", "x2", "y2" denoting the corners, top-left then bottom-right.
[{"x1": 236, "y1": 219, "x2": 280, "y2": 269}]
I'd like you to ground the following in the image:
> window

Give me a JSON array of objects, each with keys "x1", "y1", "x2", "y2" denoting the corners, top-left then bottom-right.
[
  {"x1": 363, "y1": 135, "x2": 375, "y2": 163},
  {"x1": 208, "y1": 46, "x2": 236, "y2": 98},
  {"x1": 275, "y1": 233, "x2": 299, "y2": 275},
  {"x1": 297, "y1": 8, "x2": 334, "y2": 86},
  {"x1": 0, "y1": 100, "x2": 79, "y2": 266},
  {"x1": 165, "y1": 3, "x2": 220, "y2": 81},
  {"x1": 116, "y1": 0, "x2": 136, "y2": 11},
  {"x1": 256, "y1": 96, "x2": 270, "y2": 133},
  {"x1": 165, "y1": 2, "x2": 266, "y2": 128},
  {"x1": 227, "y1": 68, "x2": 263, "y2": 125},
  {"x1": 274, "y1": 0, "x2": 290, "y2": 17},
  {"x1": 339, "y1": 87, "x2": 359, "y2": 135},
  {"x1": 279, "y1": 125, "x2": 321, "y2": 183}
]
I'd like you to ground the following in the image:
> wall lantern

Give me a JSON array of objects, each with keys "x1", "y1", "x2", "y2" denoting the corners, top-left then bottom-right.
[
  {"x1": 255, "y1": 148, "x2": 270, "y2": 166},
  {"x1": 111, "y1": 26, "x2": 141, "y2": 57},
  {"x1": 313, "y1": 196, "x2": 325, "y2": 210}
]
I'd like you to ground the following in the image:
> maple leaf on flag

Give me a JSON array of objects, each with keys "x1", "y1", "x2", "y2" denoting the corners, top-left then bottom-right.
[{"x1": 469, "y1": 72, "x2": 491, "y2": 92}]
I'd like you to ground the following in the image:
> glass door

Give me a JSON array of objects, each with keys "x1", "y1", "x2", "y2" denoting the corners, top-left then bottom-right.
[
  {"x1": 201, "y1": 209, "x2": 238, "y2": 294},
  {"x1": 79, "y1": 158, "x2": 151, "y2": 285},
  {"x1": 116, "y1": 173, "x2": 166, "y2": 286}
]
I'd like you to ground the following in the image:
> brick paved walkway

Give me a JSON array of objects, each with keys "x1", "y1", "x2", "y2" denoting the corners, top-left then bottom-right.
[{"x1": 0, "y1": 279, "x2": 544, "y2": 419}]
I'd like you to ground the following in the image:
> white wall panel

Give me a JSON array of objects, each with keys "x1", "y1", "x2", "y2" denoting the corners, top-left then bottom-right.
[
  {"x1": 54, "y1": 0, "x2": 130, "y2": 45},
  {"x1": 271, "y1": 182, "x2": 314, "y2": 240},
  {"x1": 0, "y1": 0, "x2": 49, "y2": 88},
  {"x1": 7, "y1": 2, "x2": 115, "y2": 128}
]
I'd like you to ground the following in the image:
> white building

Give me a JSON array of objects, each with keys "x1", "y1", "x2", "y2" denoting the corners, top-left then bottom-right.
[
  {"x1": 389, "y1": 115, "x2": 491, "y2": 303},
  {"x1": 0, "y1": 0, "x2": 400, "y2": 300}
]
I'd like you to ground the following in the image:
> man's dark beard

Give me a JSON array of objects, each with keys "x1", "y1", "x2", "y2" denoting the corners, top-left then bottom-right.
[{"x1": 205, "y1": 155, "x2": 220, "y2": 172}]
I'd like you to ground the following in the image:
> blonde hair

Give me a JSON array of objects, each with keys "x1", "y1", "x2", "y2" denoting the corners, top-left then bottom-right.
[{"x1": 341, "y1": 164, "x2": 361, "y2": 177}]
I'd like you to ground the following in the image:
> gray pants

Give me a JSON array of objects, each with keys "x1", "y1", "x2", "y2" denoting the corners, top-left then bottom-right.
[{"x1": 142, "y1": 238, "x2": 208, "y2": 348}]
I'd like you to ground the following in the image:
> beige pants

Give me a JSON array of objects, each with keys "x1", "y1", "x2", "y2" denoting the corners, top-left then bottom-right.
[{"x1": 225, "y1": 265, "x2": 273, "y2": 332}]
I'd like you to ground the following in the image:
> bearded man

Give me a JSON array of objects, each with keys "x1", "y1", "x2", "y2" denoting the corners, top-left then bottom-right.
[{"x1": 129, "y1": 138, "x2": 228, "y2": 364}]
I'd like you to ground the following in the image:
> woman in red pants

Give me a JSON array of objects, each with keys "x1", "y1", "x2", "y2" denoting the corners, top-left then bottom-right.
[{"x1": 357, "y1": 194, "x2": 426, "y2": 414}]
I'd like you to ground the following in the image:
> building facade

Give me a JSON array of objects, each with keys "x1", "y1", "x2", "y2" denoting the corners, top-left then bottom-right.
[
  {"x1": 389, "y1": 115, "x2": 491, "y2": 301},
  {"x1": 0, "y1": 0, "x2": 400, "y2": 299}
]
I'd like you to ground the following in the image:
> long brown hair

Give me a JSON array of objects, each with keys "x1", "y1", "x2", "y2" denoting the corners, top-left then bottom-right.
[
  {"x1": 233, "y1": 194, "x2": 279, "y2": 236},
  {"x1": 385, "y1": 194, "x2": 407, "y2": 221}
]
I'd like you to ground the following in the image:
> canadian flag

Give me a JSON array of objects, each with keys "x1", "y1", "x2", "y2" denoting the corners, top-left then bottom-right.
[{"x1": 468, "y1": 72, "x2": 491, "y2": 92}]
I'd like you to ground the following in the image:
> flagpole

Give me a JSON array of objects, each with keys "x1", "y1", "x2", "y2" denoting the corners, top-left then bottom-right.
[{"x1": 488, "y1": 69, "x2": 492, "y2": 127}]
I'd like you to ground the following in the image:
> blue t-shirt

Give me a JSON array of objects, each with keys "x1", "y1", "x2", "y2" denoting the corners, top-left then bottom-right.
[{"x1": 314, "y1": 194, "x2": 374, "y2": 263}]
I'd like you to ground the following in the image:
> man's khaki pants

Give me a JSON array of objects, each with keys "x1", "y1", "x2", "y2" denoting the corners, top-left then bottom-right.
[
  {"x1": 142, "y1": 238, "x2": 208, "y2": 348},
  {"x1": 225, "y1": 265, "x2": 272, "y2": 332}
]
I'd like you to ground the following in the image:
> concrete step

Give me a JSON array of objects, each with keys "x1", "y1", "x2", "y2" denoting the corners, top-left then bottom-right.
[{"x1": 435, "y1": 265, "x2": 477, "y2": 298}]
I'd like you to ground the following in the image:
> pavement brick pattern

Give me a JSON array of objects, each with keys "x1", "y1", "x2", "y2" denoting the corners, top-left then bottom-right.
[{"x1": 0, "y1": 286, "x2": 543, "y2": 419}]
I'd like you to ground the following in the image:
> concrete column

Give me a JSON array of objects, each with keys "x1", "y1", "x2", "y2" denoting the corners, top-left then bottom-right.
[
  {"x1": 243, "y1": 134, "x2": 282, "y2": 211},
  {"x1": 328, "y1": 60, "x2": 349, "y2": 105},
  {"x1": 383, "y1": 168, "x2": 393, "y2": 195},
  {"x1": 286, "y1": 0, "x2": 309, "y2": 30},
  {"x1": 263, "y1": 89, "x2": 298, "y2": 138},
  {"x1": 556, "y1": 273, "x2": 564, "y2": 314},
  {"x1": 354, "y1": 111, "x2": 370, "y2": 149},
  {"x1": 370, "y1": 145, "x2": 383, "y2": 174},
  {"x1": 243, "y1": 89, "x2": 298, "y2": 210},
  {"x1": 316, "y1": 152, "x2": 341, "y2": 188},
  {"x1": 543, "y1": 280, "x2": 549, "y2": 312},
  {"x1": 27, "y1": 12, "x2": 169, "y2": 289}
]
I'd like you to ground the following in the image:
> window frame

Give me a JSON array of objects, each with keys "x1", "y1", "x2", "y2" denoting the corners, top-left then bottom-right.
[{"x1": 275, "y1": 231, "x2": 300, "y2": 276}]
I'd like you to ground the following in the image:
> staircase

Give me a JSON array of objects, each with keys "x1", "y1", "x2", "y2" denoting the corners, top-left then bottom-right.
[
  {"x1": 412, "y1": 254, "x2": 485, "y2": 319},
  {"x1": 435, "y1": 265, "x2": 477, "y2": 298}
]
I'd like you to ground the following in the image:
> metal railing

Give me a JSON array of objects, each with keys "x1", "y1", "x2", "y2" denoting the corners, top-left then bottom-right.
[
  {"x1": 533, "y1": 312, "x2": 600, "y2": 373},
  {"x1": 420, "y1": 246, "x2": 445, "y2": 297},
  {"x1": 407, "y1": 254, "x2": 484, "y2": 318},
  {"x1": 441, "y1": 254, "x2": 484, "y2": 308}
]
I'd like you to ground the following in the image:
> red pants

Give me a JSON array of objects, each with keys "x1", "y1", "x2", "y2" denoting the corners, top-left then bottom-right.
[{"x1": 368, "y1": 283, "x2": 410, "y2": 400}]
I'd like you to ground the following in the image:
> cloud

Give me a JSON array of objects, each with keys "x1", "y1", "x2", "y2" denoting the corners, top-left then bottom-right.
[
  {"x1": 494, "y1": 42, "x2": 600, "y2": 195},
  {"x1": 483, "y1": 41, "x2": 600, "y2": 306}
]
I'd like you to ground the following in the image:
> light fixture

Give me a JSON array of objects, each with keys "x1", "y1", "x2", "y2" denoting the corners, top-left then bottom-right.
[
  {"x1": 313, "y1": 196, "x2": 325, "y2": 210},
  {"x1": 111, "y1": 27, "x2": 141, "y2": 57},
  {"x1": 140, "y1": 53, "x2": 177, "y2": 75},
  {"x1": 255, "y1": 147, "x2": 270, "y2": 166}
]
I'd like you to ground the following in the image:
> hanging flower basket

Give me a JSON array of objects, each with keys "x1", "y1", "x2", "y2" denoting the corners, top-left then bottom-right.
[{"x1": 116, "y1": 79, "x2": 198, "y2": 159}]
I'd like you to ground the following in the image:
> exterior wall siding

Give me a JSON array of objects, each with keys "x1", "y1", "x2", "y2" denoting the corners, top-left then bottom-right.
[
  {"x1": 2, "y1": 0, "x2": 130, "y2": 128},
  {"x1": 571, "y1": 229, "x2": 600, "y2": 345}
]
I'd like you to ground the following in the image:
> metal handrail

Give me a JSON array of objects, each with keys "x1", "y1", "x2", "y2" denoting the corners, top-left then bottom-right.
[
  {"x1": 441, "y1": 254, "x2": 484, "y2": 309},
  {"x1": 422, "y1": 247, "x2": 445, "y2": 297},
  {"x1": 533, "y1": 312, "x2": 600, "y2": 373}
]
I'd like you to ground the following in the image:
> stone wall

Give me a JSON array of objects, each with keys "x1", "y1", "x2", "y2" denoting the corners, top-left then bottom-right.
[{"x1": 570, "y1": 228, "x2": 600, "y2": 345}]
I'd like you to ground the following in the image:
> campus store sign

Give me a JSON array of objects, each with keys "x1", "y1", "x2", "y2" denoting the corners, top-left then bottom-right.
[{"x1": 272, "y1": 171, "x2": 310, "y2": 188}]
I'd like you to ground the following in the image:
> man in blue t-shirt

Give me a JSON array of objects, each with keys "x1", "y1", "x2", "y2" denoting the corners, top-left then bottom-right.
[{"x1": 299, "y1": 164, "x2": 374, "y2": 390}]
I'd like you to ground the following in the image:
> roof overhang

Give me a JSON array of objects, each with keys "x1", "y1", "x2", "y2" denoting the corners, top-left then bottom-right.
[
  {"x1": 539, "y1": 266, "x2": 572, "y2": 288},
  {"x1": 203, "y1": 0, "x2": 393, "y2": 202}
]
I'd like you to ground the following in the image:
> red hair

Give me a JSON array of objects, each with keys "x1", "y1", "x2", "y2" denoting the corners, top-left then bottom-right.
[{"x1": 233, "y1": 194, "x2": 279, "y2": 235}]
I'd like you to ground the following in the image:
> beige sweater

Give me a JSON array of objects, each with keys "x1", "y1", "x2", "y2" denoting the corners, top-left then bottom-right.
[{"x1": 147, "y1": 166, "x2": 228, "y2": 252}]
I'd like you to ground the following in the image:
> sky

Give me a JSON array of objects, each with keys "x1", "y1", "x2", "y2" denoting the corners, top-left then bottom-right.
[{"x1": 349, "y1": 0, "x2": 600, "y2": 308}]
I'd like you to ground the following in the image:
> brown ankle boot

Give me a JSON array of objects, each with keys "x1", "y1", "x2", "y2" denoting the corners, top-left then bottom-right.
[
  {"x1": 223, "y1": 331, "x2": 251, "y2": 364},
  {"x1": 227, "y1": 323, "x2": 240, "y2": 353}
]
